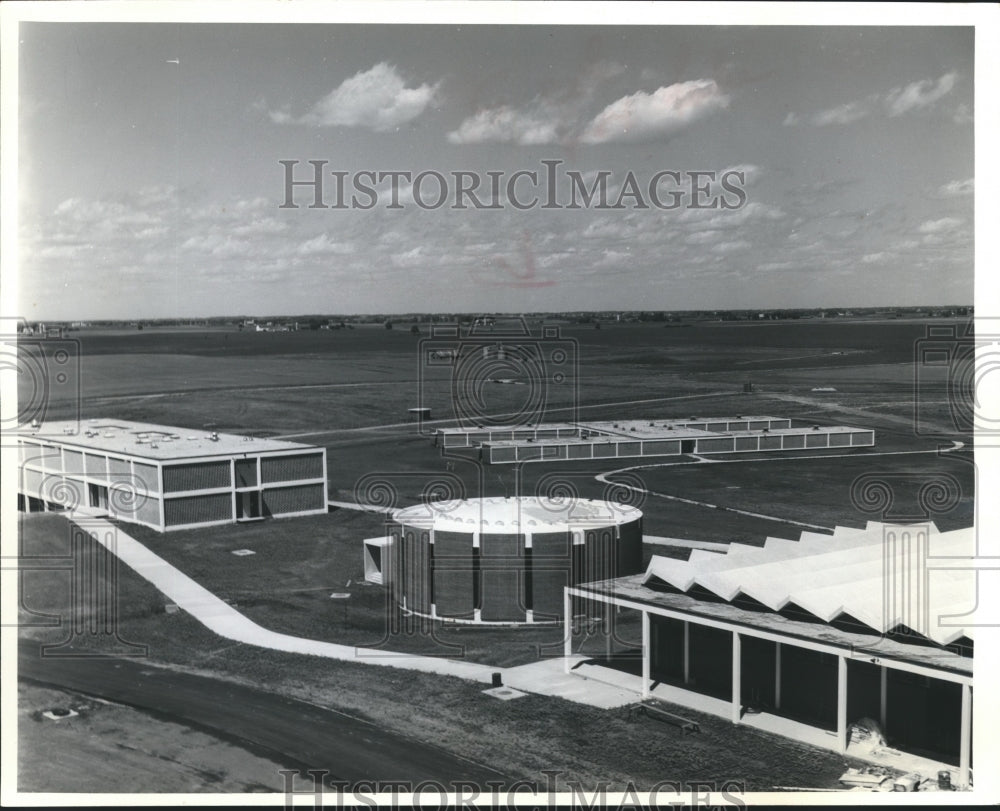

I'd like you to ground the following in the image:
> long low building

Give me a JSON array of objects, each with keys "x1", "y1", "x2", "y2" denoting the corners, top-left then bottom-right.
[
  {"x1": 16, "y1": 420, "x2": 327, "y2": 531},
  {"x1": 435, "y1": 416, "x2": 793, "y2": 448},
  {"x1": 435, "y1": 416, "x2": 874, "y2": 464},
  {"x1": 565, "y1": 521, "x2": 975, "y2": 787}
]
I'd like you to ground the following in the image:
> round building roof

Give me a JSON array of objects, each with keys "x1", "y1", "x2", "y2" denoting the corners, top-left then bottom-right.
[{"x1": 393, "y1": 495, "x2": 642, "y2": 532}]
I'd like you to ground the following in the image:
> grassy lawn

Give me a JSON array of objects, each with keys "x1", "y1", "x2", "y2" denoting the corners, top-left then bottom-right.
[
  {"x1": 17, "y1": 320, "x2": 973, "y2": 792},
  {"x1": 622, "y1": 450, "x2": 974, "y2": 533},
  {"x1": 19, "y1": 513, "x2": 884, "y2": 792}
]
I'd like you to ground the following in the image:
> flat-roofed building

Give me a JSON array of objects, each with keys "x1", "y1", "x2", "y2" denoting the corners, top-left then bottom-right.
[
  {"x1": 16, "y1": 420, "x2": 327, "y2": 531},
  {"x1": 438, "y1": 416, "x2": 875, "y2": 464},
  {"x1": 566, "y1": 521, "x2": 975, "y2": 787}
]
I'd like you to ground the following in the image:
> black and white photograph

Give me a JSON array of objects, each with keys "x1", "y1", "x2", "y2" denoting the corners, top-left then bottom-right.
[{"x1": 2, "y1": 2, "x2": 998, "y2": 806}]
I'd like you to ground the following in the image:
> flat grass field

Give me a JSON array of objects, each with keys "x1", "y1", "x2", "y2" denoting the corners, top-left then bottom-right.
[
  {"x1": 17, "y1": 317, "x2": 976, "y2": 791},
  {"x1": 19, "y1": 513, "x2": 886, "y2": 792}
]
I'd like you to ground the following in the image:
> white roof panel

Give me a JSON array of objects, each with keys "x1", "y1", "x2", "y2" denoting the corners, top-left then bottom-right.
[{"x1": 642, "y1": 524, "x2": 976, "y2": 647}]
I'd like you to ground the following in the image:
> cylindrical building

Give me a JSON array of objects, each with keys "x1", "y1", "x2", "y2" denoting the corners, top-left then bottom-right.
[{"x1": 388, "y1": 496, "x2": 643, "y2": 624}]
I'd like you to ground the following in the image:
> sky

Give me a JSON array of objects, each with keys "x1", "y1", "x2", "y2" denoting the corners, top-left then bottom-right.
[{"x1": 16, "y1": 22, "x2": 975, "y2": 319}]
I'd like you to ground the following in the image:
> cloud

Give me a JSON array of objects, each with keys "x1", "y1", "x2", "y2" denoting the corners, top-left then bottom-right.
[
  {"x1": 579, "y1": 79, "x2": 729, "y2": 144},
  {"x1": 811, "y1": 101, "x2": 869, "y2": 127},
  {"x1": 721, "y1": 163, "x2": 762, "y2": 186},
  {"x1": 711, "y1": 240, "x2": 751, "y2": 254},
  {"x1": 271, "y1": 63, "x2": 438, "y2": 131},
  {"x1": 918, "y1": 216, "x2": 963, "y2": 234},
  {"x1": 296, "y1": 234, "x2": 354, "y2": 256},
  {"x1": 938, "y1": 178, "x2": 974, "y2": 198},
  {"x1": 884, "y1": 72, "x2": 957, "y2": 117},
  {"x1": 786, "y1": 71, "x2": 960, "y2": 128},
  {"x1": 180, "y1": 233, "x2": 254, "y2": 258},
  {"x1": 447, "y1": 104, "x2": 561, "y2": 145}
]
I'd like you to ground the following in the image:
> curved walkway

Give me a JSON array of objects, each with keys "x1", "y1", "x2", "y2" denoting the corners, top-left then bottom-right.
[
  {"x1": 84, "y1": 517, "x2": 497, "y2": 683},
  {"x1": 76, "y1": 517, "x2": 637, "y2": 708}
]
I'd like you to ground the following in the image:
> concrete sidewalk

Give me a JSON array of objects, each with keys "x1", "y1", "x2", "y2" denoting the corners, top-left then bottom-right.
[
  {"x1": 81, "y1": 517, "x2": 497, "y2": 684},
  {"x1": 502, "y1": 655, "x2": 638, "y2": 709}
]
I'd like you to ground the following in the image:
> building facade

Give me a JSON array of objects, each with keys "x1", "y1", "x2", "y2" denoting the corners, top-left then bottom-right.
[
  {"x1": 388, "y1": 496, "x2": 643, "y2": 624},
  {"x1": 17, "y1": 420, "x2": 327, "y2": 531},
  {"x1": 565, "y1": 522, "x2": 975, "y2": 787}
]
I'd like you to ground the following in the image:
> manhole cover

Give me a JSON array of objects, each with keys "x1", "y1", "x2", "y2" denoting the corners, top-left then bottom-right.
[
  {"x1": 42, "y1": 708, "x2": 79, "y2": 721},
  {"x1": 329, "y1": 592, "x2": 351, "y2": 599},
  {"x1": 231, "y1": 549, "x2": 255, "y2": 556}
]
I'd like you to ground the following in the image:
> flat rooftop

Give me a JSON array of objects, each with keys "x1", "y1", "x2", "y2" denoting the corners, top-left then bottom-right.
[
  {"x1": 436, "y1": 422, "x2": 580, "y2": 434},
  {"x1": 576, "y1": 574, "x2": 972, "y2": 678},
  {"x1": 482, "y1": 425, "x2": 869, "y2": 447},
  {"x1": 436, "y1": 417, "x2": 786, "y2": 434},
  {"x1": 393, "y1": 495, "x2": 643, "y2": 531},
  {"x1": 18, "y1": 419, "x2": 319, "y2": 460}
]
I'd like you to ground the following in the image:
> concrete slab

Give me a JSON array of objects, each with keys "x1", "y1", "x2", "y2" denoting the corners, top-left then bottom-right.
[
  {"x1": 502, "y1": 656, "x2": 638, "y2": 709},
  {"x1": 481, "y1": 686, "x2": 527, "y2": 701}
]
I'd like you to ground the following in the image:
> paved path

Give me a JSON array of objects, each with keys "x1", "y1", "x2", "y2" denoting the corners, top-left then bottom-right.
[
  {"x1": 70, "y1": 516, "x2": 640, "y2": 711},
  {"x1": 79, "y1": 517, "x2": 498, "y2": 684}
]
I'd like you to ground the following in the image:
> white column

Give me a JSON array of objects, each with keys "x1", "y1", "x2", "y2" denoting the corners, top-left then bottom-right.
[
  {"x1": 731, "y1": 631, "x2": 741, "y2": 724},
  {"x1": 641, "y1": 611, "x2": 651, "y2": 700},
  {"x1": 837, "y1": 656, "x2": 848, "y2": 753},
  {"x1": 605, "y1": 600, "x2": 613, "y2": 662},
  {"x1": 775, "y1": 642, "x2": 782, "y2": 709},
  {"x1": 563, "y1": 589, "x2": 572, "y2": 673},
  {"x1": 683, "y1": 621, "x2": 690, "y2": 685},
  {"x1": 959, "y1": 683, "x2": 972, "y2": 789},
  {"x1": 879, "y1": 665, "x2": 888, "y2": 731}
]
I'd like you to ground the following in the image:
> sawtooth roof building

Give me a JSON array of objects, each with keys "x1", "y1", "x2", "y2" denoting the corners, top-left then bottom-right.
[{"x1": 566, "y1": 522, "x2": 975, "y2": 787}]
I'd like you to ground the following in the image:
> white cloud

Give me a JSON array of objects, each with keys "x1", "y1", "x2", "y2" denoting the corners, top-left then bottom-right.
[
  {"x1": 297, "y1": 234, "x2": 354, "y2": 256},
  {"x1": 711, "y1": 240, "x2": 751, "y2": 254},
  {"x1": 788, "y1": 72, "x2": 960, "y2": 128},
  {"x1": 685, "y1": 230, "x2": 722, "y2": 246},
  {"x1": 885, "y1": 72, "x2": 957, "y2": 117},
  {"x1": 232, "y1": 217, "x2": 289, "y2": 237},
  {"x1": 180, "y1": 233, "x2": 254, "y2": 258},
  {"x1": 938, "y1": 178, "x2": 974, "y2": 198},
  {"x1": 721, "y1": 163, "x2": 762, "y2": 186},
  {"x1": 918, "y1": 216, "x2": 963, "y2": 234},
  {"x1": 391, "y1": 246, "x2": 427, "y2": 268},
  {"x1": 861, "y1": 252, "x2": 892, "y2": 264},
  {"x1": 812, "y1": 102, "x2": 869, "y2": 127},
  {"x1": 757, "y1": 261, "x2": 797, "y2": 272},
  {"x1": 271, "y1": 63, "x2": 438, "y2": 131},
  {"x1": 447, "y1": 105, "x2": 561, "y2": 145},
  {"x1": 579, "y1": 79, "x2": 729, "y2": 144}
]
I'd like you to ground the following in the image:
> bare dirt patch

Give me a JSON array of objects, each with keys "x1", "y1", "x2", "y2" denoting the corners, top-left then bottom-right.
[{"x1": 17, "y1": 682, "x2": 284, "y2": 793}]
